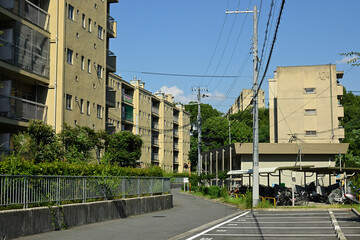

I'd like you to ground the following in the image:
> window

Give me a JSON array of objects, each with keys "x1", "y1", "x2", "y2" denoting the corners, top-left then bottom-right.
[
  {"x1": 87, "y1": 101, "x2": 90, "y2": 115},
  {"x1": 68, "y1": 5, "x2": 74, "y2": 20},
  {"x1": 87, "y1": 59, "x2": 91, "y2": 73},
  {"x1": 97, "y1": 104, "x2": 102, "y2": 118},
  {"x1": 98, "y1": 26, "x2": 103, "y2": 39},
  {"x1": 80, "y1": 99, "x2": 84, "y2": 113},
  {"x1": 82, "y1": 14, "x2": 86, "y2": 28},
  {"x1": 88, "y1": 18, "x2": 92, "y2": 32},
  {"x1": 97, "y1": 65, "x2": 103, "y2": 78},
  {"x1": 66, "y1": 94, "x2": 72, "y2": 110},
  {"x1": 304, "y1": 88, "x2": 315, "y2": 94},
  {"x1": 305, "y1": 131, "x2": 317, "y2": 136},
  {"x1": 305, "y1": 109, "x2": 316, "y2": 115},
  {"x1": 81, "y1": 56, "x2": 84, "y2": 70},
  {"x1": 67, "y1": 49, "x2": 73, "y2": 64}
]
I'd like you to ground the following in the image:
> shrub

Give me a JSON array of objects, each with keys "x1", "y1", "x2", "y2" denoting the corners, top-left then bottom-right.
[
  {"x1": 189, "y1": 174, "x2": 200, "y2": 191},
  {"x1": 208, "y1": 186, "x2": 220, "y2": 198}
]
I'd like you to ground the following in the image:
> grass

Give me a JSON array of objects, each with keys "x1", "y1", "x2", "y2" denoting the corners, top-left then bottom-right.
[{"x1": 187, "y1": 190, "x2": 360, "y2": 210}]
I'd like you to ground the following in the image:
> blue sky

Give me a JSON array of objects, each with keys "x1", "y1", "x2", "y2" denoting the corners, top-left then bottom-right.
[{"x1": 110, "y1": 0, "x2": 359, "y2": 113}]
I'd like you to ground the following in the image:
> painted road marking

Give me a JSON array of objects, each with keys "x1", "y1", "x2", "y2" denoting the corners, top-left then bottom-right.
[
  {"x1": 202, "y1": 233, "x2": 337, "y2": 237},
  {"x1": 185, "y1": 211, "x2": 250, "y2": 240}
]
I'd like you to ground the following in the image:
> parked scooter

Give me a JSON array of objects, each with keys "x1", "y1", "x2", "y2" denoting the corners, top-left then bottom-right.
[{"x1": 328, "y1": 181, "x2": 360, "y2": 204}]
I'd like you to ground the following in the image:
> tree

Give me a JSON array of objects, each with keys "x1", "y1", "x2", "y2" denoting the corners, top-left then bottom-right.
[
  {"x1": 102, "y1": 131, "x2": 143, "y2": 167},
  {"x1": 340, "y1": 52, "x2": 360, "y2": 66},
  {"x1": 59, "y1": 124, "x2": 98, "y2": 163},
  {"x1": 12, "y1": 120, "x2": 63, "y2": 163}
]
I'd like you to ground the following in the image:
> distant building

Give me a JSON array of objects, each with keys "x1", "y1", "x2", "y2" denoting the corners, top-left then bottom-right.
[
  {"x1": 269, "y1": 64, "x2": 345, "y2": 143},
  {"x1": 227, "y1": 89, "x2": 265, "y2": 116}
]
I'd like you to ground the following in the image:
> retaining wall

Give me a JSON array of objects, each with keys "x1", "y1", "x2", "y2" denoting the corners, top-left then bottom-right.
[{"x1": 0, "y1": 194, "x2": 173, "y2": 239}]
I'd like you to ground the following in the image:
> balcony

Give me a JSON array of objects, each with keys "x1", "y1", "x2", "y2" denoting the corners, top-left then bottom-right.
[
  {"x1": 106, "y1": 50, "x2": 116, "y2": 72},
  {"x1": 152, "y1": 137, "x2": 159, "y2": 146},
  {"x1": 173, "y1": 115, "x2": 179, "y2": 123},
  {"x1": 0, "y1": 94, "x2": 47, "y2": 122},
  {"x1": 174, "y1": 156, "x2": 179, "y2": 164},
  {"x1": 152, "y1": 122, "x2": 159, "y2": 131},
  {"x1": 105, "y1": 122, "x2": 116, "y2": 134},
  {"x1": 121, "y1": 112, "x2": 133, "y2": 122},
  {"x1": 152, "y1": 153, "x2": 159, "y2": 162},
  {"x1": 122, "y1": 93, "x2": 133, "y2": 104},
  {"x1": 337, "y1": 84, "x2": 344, "y2": 96},
  {"x1": 152, "y1": 106, "x2": 159, "y2": 115},
  {"x1": 0, "y1": 0, "x2": 50, "y2": 31},
  {"x1": 338, "y1": 106, "x2": 344, "y2": 118},
  {"x1": 107, "y1": 14, "x2": 117, "y2": 38},
  {"x1": 173, "y1": 129, "x2": 179, "y2": 137},
  {"x1": 106, "y1": 86, "x2": 116, "y2": 108},
  {"x1": 108, "y1": 0, "x2": 119, "y2": 3},
  {"x1": 173, "y1": 143, "x2": 179, "y2": 150},
  {"x1": 0, "y1": 31, "x2": 50, "y2": 78}
]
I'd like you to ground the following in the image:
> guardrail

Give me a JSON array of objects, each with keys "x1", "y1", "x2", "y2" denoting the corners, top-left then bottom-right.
[{"x1": 0, "y1": 175, "x2": 170, "y2": 208}]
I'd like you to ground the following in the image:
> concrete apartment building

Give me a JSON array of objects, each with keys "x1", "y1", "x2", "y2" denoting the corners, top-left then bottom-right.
[
  {"x1": 0, "y1": 0, "x2": 190, "y2": 172},
  {"x1": 227, "y1": 89, "x2": 265, "y2": 115},
  {"x1": 269, "y1": 64, "x2": 345, "y2": 143},
  {"x1": 106, "y1": 75, "x2": 191, "y2": 172}
]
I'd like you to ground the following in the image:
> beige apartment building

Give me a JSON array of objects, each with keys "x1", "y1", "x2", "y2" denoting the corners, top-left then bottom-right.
[
  {"x1": 227, "y1": 89, "x2": 265, "y2": 116},
  {"x1": 269, "y1": 64, "x2": 345, "y2": 143},
  {"x1": 0, "y1": 0, "x2": 190, "y2": 172},
  {"x1": 106, "y1": 76, "x2": 191, "y2": 172}
]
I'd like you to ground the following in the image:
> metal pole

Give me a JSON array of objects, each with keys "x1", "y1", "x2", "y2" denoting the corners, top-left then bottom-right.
[
  {"x1": 205, "y1": 154, "x2": 207, "y2": 174},
  {"x1": 222, "y1": 149, "x2": 225, "y2": 171},
  {"x1": 228, "y1": 117, "x2": 231, "y2": 144},
  {"x1": 229, "y1": 147, "x2": 232, "y2": 189},
  {"x1": 216, "y1": 151, "x2": 219, "y2": 186},
  {"x1": 197, "y1": 88, "x2": 202, "y2": 176}
]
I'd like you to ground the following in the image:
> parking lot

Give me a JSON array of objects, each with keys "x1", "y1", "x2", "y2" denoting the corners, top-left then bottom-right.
[{"x1": 183, "y1": 210, "x2": 360, "y2": 240}]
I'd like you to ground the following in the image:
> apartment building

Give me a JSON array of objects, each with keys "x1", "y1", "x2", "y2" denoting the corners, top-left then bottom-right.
[
  {"x1": 106, "y1": 76, "x2": 190, "y2": 172},
  {"x1": 227, "y1": 89, "x2": 265, "y2": 116},
  {"x1": 269, "y1": 64, "x2": 345, "y2": 143}
]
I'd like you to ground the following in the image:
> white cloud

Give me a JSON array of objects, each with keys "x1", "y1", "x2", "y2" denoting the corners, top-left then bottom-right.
[
  {"x1": 159, "y1": 85, "x2": 194, "y2": 104},
  {"x1": 335, "y1": 56, "x2": 357, "y2": 65}
]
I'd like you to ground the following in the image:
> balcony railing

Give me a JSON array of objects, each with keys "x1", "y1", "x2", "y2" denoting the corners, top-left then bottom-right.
[
  {"x1": 121, "y1": 112, "x2": 133, "y2": 122},
  {"x1": 152, "y1": 137, "x2": 159, "y2": 146},
  {"x1": 107, "y1": 14, "x2": 117, "y2": 38},
  {"x1": 122, "y1": 93, "x2": 133, "y2": 104},
  {"x1": 106, "y1": 50, "x2": 116, "y2": 72},
  {"x1": 0, "y1": 36, "x2": 50, "y2": 78},
  {"x1": 152, "y1": 122, "x2": 159, "y2": 130},
  {"x1": 173, "y1": 116, "x2": 179, "y2": 122},
  {"x1": 152, "y1": 153, "x2": 159, "y2": 161},
  {"x1": 173, "y1": 143, "x2": 179, "y2": 150},
  {"x1": 106, "y1": 86, "x2": 116, "y2": 108},
  {"x1": 152, "y1": 106, "x2": 159, "y2": 115},
  {"x1": 173, "y1": 130, "x2": 179, "y2": 137},
  {"x1": 174, "y1": 156, "x2": 179, "y2": 163},
  {"x1": 0, "y1": 95, "x2": 47, "y2": 122},
  {"x1": 0, "y1": 0, "x2": 50, "y2": 31}
]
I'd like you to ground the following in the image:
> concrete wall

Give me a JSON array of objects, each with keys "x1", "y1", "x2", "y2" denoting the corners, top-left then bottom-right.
[{"x1": 0, "y1": 194, "x2": 172, "y2": 240}]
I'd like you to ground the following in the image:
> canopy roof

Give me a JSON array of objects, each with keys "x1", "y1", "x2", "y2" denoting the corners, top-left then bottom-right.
[{"x1": 227, "y1": 165, "x2": 360, "y2": 175}]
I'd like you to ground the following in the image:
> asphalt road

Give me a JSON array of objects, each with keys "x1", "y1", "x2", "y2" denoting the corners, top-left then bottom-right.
[
  {"x1": 179, "y1": 209, "x2": 360, "y2": 240},
  {"x1": 17, "y1": 189, "x2": 239, "y2": 240}
]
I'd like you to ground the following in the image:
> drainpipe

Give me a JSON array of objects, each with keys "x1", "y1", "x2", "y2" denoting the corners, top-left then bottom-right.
[
  {"x1": 329, "y1": 64, "x2": 334, "y2": 140},
  {"x1": 53, "y1": 0, "x2": 59, "y2": 131}
]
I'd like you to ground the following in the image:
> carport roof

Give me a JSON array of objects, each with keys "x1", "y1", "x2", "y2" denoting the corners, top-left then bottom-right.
[{"x1": 227, "y1": 165, "x2": 360, "y2": 175}]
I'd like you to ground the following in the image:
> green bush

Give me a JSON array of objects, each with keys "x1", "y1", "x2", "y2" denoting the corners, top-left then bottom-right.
[
  {"x1": 208, "y1": 186, "x2": 220, "y2": 198},
  {"x1": 189, "y1": 174, "x2": 200, "y2": 191},
  {"x1": 0, "y1": 155, "x2": 165, "y2": 177},
  {"x1": 220, "y1": 186, "x2": 229, "y2": 198}
]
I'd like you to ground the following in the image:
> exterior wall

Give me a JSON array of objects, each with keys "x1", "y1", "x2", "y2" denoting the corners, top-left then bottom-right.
[
  {"x1": 269, "y1": 65, "x2": 345, "y2": 143},
  {"x1": 227, "y1": 89, "x2": 265, "y2": 115},
  {"x1": 178, "y1": 109, "x2": 190, "y2": 173}
]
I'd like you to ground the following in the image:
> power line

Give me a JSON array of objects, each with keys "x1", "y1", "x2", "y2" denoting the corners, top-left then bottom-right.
[{"x1": 118, "y1": 70, "x2": 238, "y2": 78}]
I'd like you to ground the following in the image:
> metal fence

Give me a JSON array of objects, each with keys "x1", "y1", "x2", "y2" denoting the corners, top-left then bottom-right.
[{"x1": 0, "y1": 175, "x2": 170, "y2": 208}]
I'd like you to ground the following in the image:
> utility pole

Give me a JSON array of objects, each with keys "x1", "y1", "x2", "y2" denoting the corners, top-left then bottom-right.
[
  {"x1": 226, "y1": 5, "x2": 259, "y2": 206},
  {"x1": 228, "y1": 116, "x2": 231, "y2": 144},
  {"x1": 192, "y1": 87, "x2": 208, "y2": 176}
]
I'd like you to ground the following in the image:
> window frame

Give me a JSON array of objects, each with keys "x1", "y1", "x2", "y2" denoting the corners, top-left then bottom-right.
[
  {"x1": 67, "y1": 49, "x2": 73, "y2": 64},
  {"x1": 87, "y1": 101, "x2": 90, "y2": 115},
  {"x1": 305, "y1": 130, "x2": 317, "y2": 137},
  {"x1": 97, "y1": 104, "x2": 102, "y2": 119},
  {"x1": 82, "y1": 14, "x2": 86, "y2": 28},
  {"x1": 88, "y1": 18, "x2": 92, "y2": 32},
  {"x1": 80, "y1": 99, "x2": 84, "y2": 114},
  {"x1": 98, "y1": 25, "x2": 103, "y2": 40},
  {"x1": 66, "y1": 94, "x2": 72, "y2": 110},
  {"x1": 68, "y1": 5, "x2": 74, "y2": 20},
  {"x1": 304, "y1": 88, "x2": 316, "y2": 94},
  {"x1": 87, "y1": 59, "x2": 91, "y2": 73},
  {"x1": 304, "y1": 109, "x2": 317, "y2": 116}
]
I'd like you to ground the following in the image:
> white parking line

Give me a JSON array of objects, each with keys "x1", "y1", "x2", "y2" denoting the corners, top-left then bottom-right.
[
  {"x1": 185, "y1": 211, "x2": 250, "y2": 240},
  {"x1": 202, "y1": 233, "x2": 337, "y2": 237},
  {"x1": 219, "y1": 226, "x2": 334, "y2": 229}
]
